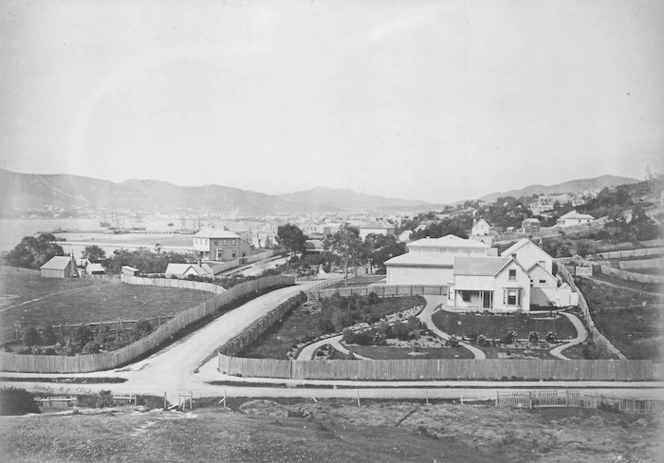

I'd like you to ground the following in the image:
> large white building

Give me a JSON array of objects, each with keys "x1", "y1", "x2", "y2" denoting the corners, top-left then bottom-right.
[
  {"x1": 556, "y1": 210, "x2": 594, "y2": 227},
  {"x1": 384, "y1": 235, "x2": 496, "y2": 285}
]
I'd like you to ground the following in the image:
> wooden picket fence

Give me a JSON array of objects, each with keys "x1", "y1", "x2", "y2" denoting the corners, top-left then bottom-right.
[
  {"x1": 36, "y1": 396, "x2": 78, "y2": 408},
  {"x1": 0, "y1": 275, "x2": 294, "y2": 373},
  {"x1": 496, "y1": 389, "x2": 663, "y2": 415},
  {"x1": 121, "y1": 274, "x2": 225, "y2": 294}
]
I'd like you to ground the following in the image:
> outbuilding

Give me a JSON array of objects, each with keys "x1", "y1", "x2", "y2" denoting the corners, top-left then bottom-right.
[{"x1": 40, "y1": 256, "x2": 74, "y2": 279}]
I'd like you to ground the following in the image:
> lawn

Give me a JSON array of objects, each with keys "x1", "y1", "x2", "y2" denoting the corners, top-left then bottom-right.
[
  {"x1": 576, "y1": 277, "x2": 662, "y2": 360},
  {"x1": 431, "y1": 310, "x2": 578, "y2": 341},
  {"x1": 591, "y1": 272, "x2": 662, "y2": 294},
  {"x1": 239, "y1": 296, "x2": 424, "y2": 359},
  {"x1": 346, "y1": 345, "x2": 475, "y2": 360},
  {"x1": 0, "y1": 271, "x2": 212, "y2": 341}
]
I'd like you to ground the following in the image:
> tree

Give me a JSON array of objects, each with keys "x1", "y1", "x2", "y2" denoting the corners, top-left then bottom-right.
[
  {"x1": 40, "y1": 324, "x2": 58, "y2": 345},
  {"x1": 364, "y1": 234, "x2": 406, "y2": 274},
  {"x1": 325, "y1": 225, "x2": 363, "y2": 284},
  {"x1": 83, "y1": 245, "x2": 106, "y2": 262},
  {"x1": 22, "y1": 327, "x2": 42, "y2": 347},
  {"x1": 276, "y1": 224, "x2": 308, "y2": 256},
  {"x1": 5, "y1": 235, "x2": 65, "y2": 269},
  {"x1": 70, "y1": 326, "x2": 93, "y2": 350}
]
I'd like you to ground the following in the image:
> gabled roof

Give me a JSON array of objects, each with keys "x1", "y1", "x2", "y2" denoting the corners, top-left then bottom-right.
[
  {"x1": 453, "y1": 257, "x2": 511, "y2": 276},
  {"x1": 359, "y1": 220, "x2": 392, "y2": 230},
  {"x1": 407, "y1": 234, "x2": 490, "y2": 250},
  {"x1": 86, "y1": 263, "x2": 105, "y2": 273},
  {"x1": 384, "y1": 252, "x2": 455, "y2": 267},
  {"x1": 526, "y1": 262, "x2": 556, "y2": 280},
  {"x1": 522, "y1": 218, "x2": 541, "y2": 223},
  {"x1": 500, "y1": 238, "x2": 552, "y2": 261},
  {"x1": 40, "y1": 256, "x2": 72, "y2": 270},
  {"x1": 165, "y1": 263, "x2": 213, "y2": 276},
  {"x1": 560, "y1": 210, "x2": 594, "y2": 220},
  {"x1": 194, "y1": 228, "x2": 240, "y2": 239}
]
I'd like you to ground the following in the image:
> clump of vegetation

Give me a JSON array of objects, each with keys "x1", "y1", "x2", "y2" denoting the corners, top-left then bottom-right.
[
  {"x1": 0, "y1": 387, "x2": 40, "y2": 415},
  {"x1": 3, "y1": 233, "x2": 64, "y2": 269},
  {"x1": 9, "y1": 321, "x2": 156, "y2": 356},
  {"x1": 342, "y1": 316, "x2": 427, "y2": 346}
]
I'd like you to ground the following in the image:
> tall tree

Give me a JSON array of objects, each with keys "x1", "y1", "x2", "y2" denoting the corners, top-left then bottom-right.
[
  {"x1": 364, "y1": 233, "x2": 406, "y2": 274},
  {"x1": 325, "y1": 224, "x2": 363, "y2": 284},
  {"x1": 276, "y1": 224, "x2": 308, "y2": 256},
  {"x1": 83, "y1": 245, "x2": 106, "y2": 262}
]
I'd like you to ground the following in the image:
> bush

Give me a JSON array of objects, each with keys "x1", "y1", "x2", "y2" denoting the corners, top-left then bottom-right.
[
  {"x1": 528, "y1": 331, "x2": 540, "y2": 344},
  {"x1": 0, "y1": 387, "x2": 40, "y2": 415},
  {"x1": 40, "y1": 324, "x2": 58, "y2": 345},
  {"x1": 70, "y1": 326, "x2": 93, "y2": 350},
  {"x1": 82, "y1": 341, "x2": 101, "y2": 354},
  {"x1": 22, "y1": 327, "x2": 41, "y2": 346}
]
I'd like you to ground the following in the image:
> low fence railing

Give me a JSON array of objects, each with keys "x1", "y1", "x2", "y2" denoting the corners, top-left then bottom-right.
[
  {"x1": 308, "y1": 285, "x2": 447, "y2": 299},
  {"x1": 0, "y1": 274, "x2": 295, "y2": 373},
  {"x1": 496, "y1": 389, "x2": 663, "y2": 414}
]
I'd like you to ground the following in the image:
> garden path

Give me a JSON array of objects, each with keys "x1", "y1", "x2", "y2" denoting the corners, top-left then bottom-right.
[
  {"x1": 296, "y1": 335, "x2": 371, "y2": 360},
  {"x1": 418, "y1": 296, "x2": 486, "y2": 360},
  {"x1": 549, "y1": 312, "x2": 588, "y2": 360}
]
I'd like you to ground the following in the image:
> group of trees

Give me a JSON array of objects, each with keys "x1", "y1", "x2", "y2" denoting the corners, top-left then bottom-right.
[
  {"x1": 12, "y1": 321, "x2": 155, "y2": 356},
  {"x1": 3, "y1": 233, "x2": 64, "y2": 269},
  {"x1": 276, "y1": 223, "x2": 406, "y2": 283},
  {"x1": 103, "y1": 248, "x2": 195, "y2": 274}
]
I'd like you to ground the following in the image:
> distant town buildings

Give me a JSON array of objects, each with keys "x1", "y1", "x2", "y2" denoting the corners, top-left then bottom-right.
[{"x1": 556, "y1": 210, "x2": 594, "y2": 227}]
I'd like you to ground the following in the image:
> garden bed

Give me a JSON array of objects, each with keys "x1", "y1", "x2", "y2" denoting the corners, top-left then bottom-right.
[
  {"x1": 238, "y1": 294, "x2": 424, "y2": 359},
  {"x1": 345, "y1": 345, "x2": 475, "y2": 360},
  {"x1": 431, "y1": 309, "x2": 578, "y2": 342}
]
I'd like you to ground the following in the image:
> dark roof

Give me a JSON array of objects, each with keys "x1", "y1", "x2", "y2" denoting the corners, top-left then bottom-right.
[{"x1": 453, "y1": 257, "x2": 511, "y2": 276}]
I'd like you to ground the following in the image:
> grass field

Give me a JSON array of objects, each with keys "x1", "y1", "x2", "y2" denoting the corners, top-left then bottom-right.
[
  {"x1": 239, "y1": 296, "x2": 423, "y2": 359},
  {"x1": 0, "y1": 270, "x2": 212, "y2": 340},
  {"x1": 431, "y1": 310, "x2": 578, "y2": 341},
  {"x1": 346, "y1": 345, "x2": 475, "y2": 360},
  {"x1": 0, "y1": 398, "x2": 660, "y2": 463},
  {"x1": 576, "y1": 277, "x2": 662, "y2": 360}
]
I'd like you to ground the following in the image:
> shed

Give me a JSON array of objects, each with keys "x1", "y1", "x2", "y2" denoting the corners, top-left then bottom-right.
[{"x1": 40, "y1": 256, "x2": 74, "y2": 279}]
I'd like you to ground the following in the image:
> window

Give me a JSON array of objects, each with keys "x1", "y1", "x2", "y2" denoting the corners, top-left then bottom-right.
[
  {"x1": 223, "y1": 240, "x2": 227, "y2": 246},
  {"x1": 504, "y1": 289, "x2": 520, "y2": 306},
  {"x1": 214, "y1": 240, "x2": 218, "y2": 246},
  {"x1": 232, "y1": 250, "x2": 237, "y2": 258},
  {"x1": 539, "y1": 279, "x2": 546, "y2": 284},
  {"x1": 461, "y1": 291, "x2": 471, "y2": 302},
  {"x1": 508, "y1": 269, "x2": 516, "y2": 281},
  {"x1": 231, "y1": 239, "x2": 236, "y2": 246}
]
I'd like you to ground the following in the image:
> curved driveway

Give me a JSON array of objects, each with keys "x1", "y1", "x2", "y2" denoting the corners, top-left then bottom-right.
[
  {"x1": 418, "y1": 296, "x2": 486, "y2": 359},
  {"x1": 549, "y1": 311, "x2": 589, "y2": 360}
]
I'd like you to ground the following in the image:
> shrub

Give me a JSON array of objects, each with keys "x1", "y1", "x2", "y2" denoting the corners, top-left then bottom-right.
[
  {"x1": 70, "y1": 326, "x2": 93, "y2": 349},
  {"x1": 448, "y1": 335, "x2": 460, "y2": 348},
  {"x1": 545, "y1": 331, "x2": 558, "y2": 343},
  {"x1": 342, "y1": 328, "x2": 356, "y2": 344},
  {"x1": 82, "y1": 341, "x2": 101, "y2": 354},
  {"x1": 40, "y1": 324, "x2": 58, "y2": 345},
  {"x1": 503, "y1": 330, "x2": 517, "y2": 345},
  {"x1": 22, "y1": 327, "x2": 41, "y2": 346},
  {"x1": 0, "y1": 387, "x2": 40, "y2": 415},
  {"x1": 528, "y1": 331, "x2": 540, "y2": 344}
]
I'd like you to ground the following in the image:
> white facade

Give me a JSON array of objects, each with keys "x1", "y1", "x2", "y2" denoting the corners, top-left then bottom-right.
[
  {"x1": 385, "y1": 235, "x2": 494, "y2": 286},
  {"x1": 556, "y1": 210, "x2": 594, "y2": 227},
  {"x1": 501, "y1": 238, "x2": 554, "y2": 276},
  {"x1": 451, "y1": 257, "x2": 531, "y2": 312},
  {"x1": 471, "y1": 219, "x2": 491, "y2": 236}
]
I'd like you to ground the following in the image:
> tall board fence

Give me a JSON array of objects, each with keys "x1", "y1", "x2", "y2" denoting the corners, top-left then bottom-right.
[
  {"x1": 557, "y1": 265, "x2": 627, "y2": 360},
  {"x1": 593, "y1": 247, "x2": 663, "y2": 261},
  {"x1": 0, "y1": 274, "x2": 294, "y2": 373},
  {"x1": 121, "y1": 274, "x2": 225, "y2": 294},
  {"x1": 206, "y1": 249, "x2": 282, "y2": 274},
  {"x1": 616, "y1": 257, "x2": 664, "y2": 270},
  {"x1": 308, "y1": 285, "x2": 447, "y2": 300},
  {"x1": 0, "y1": 265, "x2": 40, "y2": 275},
  {"x1": 218, "y1": 355, "x2": 662, "y2": 381},
  {"x1": 599, "y1": 265, "x2": 664, "y2": 285},
  {"x1": 219, "y1": 293, "x2": 306, "y2": 359}
]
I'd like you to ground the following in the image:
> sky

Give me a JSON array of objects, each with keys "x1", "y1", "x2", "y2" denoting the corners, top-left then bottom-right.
[{"x1": 1, "y1": 0, "x2": 663, "y2": 203}]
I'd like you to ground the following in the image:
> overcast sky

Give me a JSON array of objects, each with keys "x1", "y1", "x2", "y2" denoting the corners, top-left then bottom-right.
[{"x1": 1, "y1": 0, "x2": 662, "y2": 203}]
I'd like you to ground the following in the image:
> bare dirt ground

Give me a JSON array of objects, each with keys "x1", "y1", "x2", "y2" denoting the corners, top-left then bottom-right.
[{"x1": 1, "y1": 399, "x2": 661, "y2": 463}]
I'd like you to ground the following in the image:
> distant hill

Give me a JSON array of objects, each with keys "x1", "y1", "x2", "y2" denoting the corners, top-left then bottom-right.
[
  {"x1": 478, "y1": 175, "x2": 639, "y2": 203},
  {"x1": 0, "y1": 169, "x2": 334, "y2": 215},
  {"x1": 277, "y1": 187, "x2": 432, "y2": 212}
]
